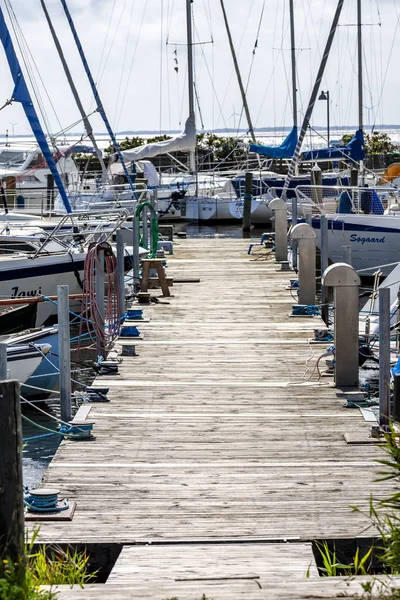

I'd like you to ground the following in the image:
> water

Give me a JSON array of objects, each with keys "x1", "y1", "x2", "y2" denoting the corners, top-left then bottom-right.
[
  {"x1": 3, "y1": 128, "x2": 400, "y2": 153},
  {"x1": 22, "y1": 338, "x2": 97, "y2": 491}
]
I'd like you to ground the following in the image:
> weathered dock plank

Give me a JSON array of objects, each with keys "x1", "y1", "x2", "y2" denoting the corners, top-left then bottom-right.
[{"x1": 29, "y1": 237, "x2": 391, "y2": 583}]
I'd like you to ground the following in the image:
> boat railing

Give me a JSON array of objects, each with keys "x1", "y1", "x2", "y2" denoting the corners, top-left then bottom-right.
[
  {"x1": 30, "y1": 208, "x2": 130, "y2": 259},
  {"x1": 293, "y1": 184, "x2": 400, "y2": 216},
  {"x1": 6, "y1": 182, "x2": 149, "y2": 218}
]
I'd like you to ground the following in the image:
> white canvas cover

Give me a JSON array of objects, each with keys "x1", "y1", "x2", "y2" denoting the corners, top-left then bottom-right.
[{"x1": 121, "y1": 115, "x2": 196, "y2": 161}]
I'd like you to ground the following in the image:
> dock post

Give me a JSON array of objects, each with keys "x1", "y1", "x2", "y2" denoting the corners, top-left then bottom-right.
[
  {"x1": 58, "y1": 285, "x2": 72, "y2": 423},
  {"x1": 320, "y1": 216, "x2": 329, "y2": 325},
  {"x1": 379, "y1": 287, "x2": 391, "y2": 427},
  {"x1": 242, "y1": 172, "x2": 252, "y2": 233},
  {"x1": 270, "y1": 198, "x2": 288, "y2": 262},
  {"x1": 132, "y1": 216, "x2": 140, "y2": 289},
  {"x1": 116, "y1": 229, "x2": 126, "y2": 317},
  {"x1": 291, "y1": 196, "x2": 298, "y2": 270},
  {"x1": 323, "y1": 263, "x2": 360, "y2": 387},
  {"x1": 342, "y1": 245, "x2": 352, "y2": 266},
  {"x1": 291, "y1": 223, "x2": 316, "y2": 306},
  {"x1": 95, "y1": 247, "x2": 106, "y2": 360},
  {"x1": 0, "y1": 380, "x2": 25, "y2": 580},
  {"x1": 0, "y1": 342, "x2": 7, "y2": 379}
]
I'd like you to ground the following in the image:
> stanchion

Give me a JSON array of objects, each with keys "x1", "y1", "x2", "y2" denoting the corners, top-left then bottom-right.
[
  {"x1": 242, "y1": 172, "x2": 252, "y2": 233},
  {"x1": 58, "y1": 285, "x2": 72, "y2": 423},
  {"x1": 379, "y1": 287, "x2": 391, "y2": 427},
  {"x1": 0, "y1": 342, "x2": 7, "y2": 379}
]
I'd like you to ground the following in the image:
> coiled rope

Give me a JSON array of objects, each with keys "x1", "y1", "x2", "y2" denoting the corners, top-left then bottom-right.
[{"x1": 76, "y1": 242, "x2": 121, "y2": 366}]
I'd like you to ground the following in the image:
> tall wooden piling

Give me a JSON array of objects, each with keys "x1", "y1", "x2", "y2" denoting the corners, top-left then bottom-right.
[{"x1": 0, "y1": 380, "x2": 25, "y2": 581}]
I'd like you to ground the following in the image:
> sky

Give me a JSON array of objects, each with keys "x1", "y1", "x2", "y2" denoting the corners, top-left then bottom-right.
[{"x1": 0, "y1": 0, "x2": 398, "y2": 140}]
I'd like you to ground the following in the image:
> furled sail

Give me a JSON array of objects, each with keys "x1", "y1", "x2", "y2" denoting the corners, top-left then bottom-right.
[
  {"x1": 302, "y1": 129, "x2": 365, "y2": 162},
  {"x1": 249, "y1": 126, "x2": 298, "y2": 159},
  {"x1": 0, "y1": 7, "x2": 72, "y2": 213},
  {"x1": 121, "y1": 115, "x2": 196, "y2": 162}
]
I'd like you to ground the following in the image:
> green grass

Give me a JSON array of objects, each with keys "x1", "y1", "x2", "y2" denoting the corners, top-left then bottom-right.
[{"x1": 0, "y1": 529, "x2": 97, "y2": 599}]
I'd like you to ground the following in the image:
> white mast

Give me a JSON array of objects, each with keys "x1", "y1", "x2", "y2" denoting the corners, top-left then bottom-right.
[
  {"x1": 357, "y1": 0, "x2": 364, "y2": 182},
  {"x1": 289, "y1": 0, "x2": 297, "y2": 129},
  {"x1": 186, "y1": 0, "x2": 196, "y2": 173}
]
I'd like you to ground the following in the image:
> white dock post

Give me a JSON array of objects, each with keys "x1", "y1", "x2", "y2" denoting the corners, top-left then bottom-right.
[
  {"x1": 320, "y1": 216, "x2": 329, "y2": 325},
  {"x1": 116, "y1": 229, "x2": 126, "y2": 317},
  {"x1": 291, "y1": 196, "x2": 298, "y2": 270},
  {"x1": 323, "y1": 263, "x2": 360, "y2": 387},
  {"x1": 270, "y1": 198, "x2": 288, "y2": 262},
  {"x1": 379, "y1": 287, "x2": 391, "y2": 427},
  {"x1": 291, "y1": 223, "x2": 317, "y2": 306},
  {"x1": 95, "y1": 247, "x2": 106, "y2": 360},
  {"x1": 57, "y1": 284, "x2": 72, "y2": 423},
  {"x1": 0, "y1": 342, "x2": 7, "y2": 379}
]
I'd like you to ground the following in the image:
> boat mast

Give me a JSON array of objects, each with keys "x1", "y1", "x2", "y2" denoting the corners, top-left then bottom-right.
[
  {"x1": 282, "y1": 0, "x2": 345, "y2": 194},
  {"x1": 289, "y1": 0, "x2": 297, "y2": 129},
  {"x1": 219, "y1": 0, "x2": 256, "y2": 144},
  {"x1": 186, "y1": 0, "x2": 196, "y2": 173},
  {"x1": 0, "y1": 6, "x2": 72, "y2": 213},
  {"x1": 39, "y1": 0, "x2": 108, "y2": 181},
  {"x1": 60, "y1": 0, "x2": 135, "y2": 194},
  {"x1": 357, "y1": 0, "x2": 364, "y2": 182}
]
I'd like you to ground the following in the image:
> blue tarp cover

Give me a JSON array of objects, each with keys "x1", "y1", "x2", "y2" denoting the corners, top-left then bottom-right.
[
  {"x1": 302, "y1": 129, "x2": 365, "y2": 162},
  {"x1": 249, "y1": 126, "x2": 298, "y2": 159}
]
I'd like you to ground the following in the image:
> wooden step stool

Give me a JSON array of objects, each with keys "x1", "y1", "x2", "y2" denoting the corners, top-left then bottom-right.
[{"x1": 140, "y1": 259, "x2": 171, "y2": 297}]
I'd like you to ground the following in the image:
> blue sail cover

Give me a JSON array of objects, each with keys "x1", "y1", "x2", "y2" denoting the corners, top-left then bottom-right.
[
  {"x1": 249, "y1": 126, "x2": 298, "y2": 159},
  {"x1": 0, "y1": 8, "x2": 72, "y2": 213},
  {"x1": 302, "y1": 129, "x2": 365, "y2": 162}
]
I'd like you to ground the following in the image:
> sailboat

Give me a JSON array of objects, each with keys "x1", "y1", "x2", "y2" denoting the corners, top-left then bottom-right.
[{"x1": 306, "y1": 0, "x2": 400, "y2": 276}]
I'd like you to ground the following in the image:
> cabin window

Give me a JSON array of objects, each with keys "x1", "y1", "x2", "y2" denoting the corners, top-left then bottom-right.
[{"x1": 0, "y1": 240, "x2": 36, "y2": 254}]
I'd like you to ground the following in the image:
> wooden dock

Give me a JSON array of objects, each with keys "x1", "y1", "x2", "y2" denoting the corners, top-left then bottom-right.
[{"x1": 31, "y1": 237, "x2": 393, "y2": 597}]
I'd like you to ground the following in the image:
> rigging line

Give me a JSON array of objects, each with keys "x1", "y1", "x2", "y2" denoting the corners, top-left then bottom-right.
[
  {"x1": 166, "y1": 0, "x2": 175, "y2": 45},
  {"x1": 238, "y1": 0, "x2": 266, "y2": 133},
  {"x1": 97, "y1": 0, "x2": 128, "y2": 89},
  {"x1": 5, "y1": 0, "x2": 56, "y2": 138},
  {"x1": 3, "y1": 0, "x2": 55, "y2": 138},
  {"x1": 160, "y1": 0, "x2": 164, "y2": 134},
  {"x1": 371, "y1": 0, "x2": 400, "y2": 131},
  {"x1": 113, "y1": 0, "x2": 135, "y2": 130},
  {"x1": 214, "y1": 0, "x2": 256, "y2": 130},
  {"x1": 115, "y1": 0, "x2": 149, "y2": 131},
  {"x1": 94, "y1": 0, "x2": 118, "y2": 87},
  {"x1": 193, "y1": 21, "x2": 228, "y2": 132},
  {"x1": 6, "y1": 1, "x2": 65, "y2": 138},
  {"x1": 193, "y1": 81, "x2": 204, "y2": 129}
]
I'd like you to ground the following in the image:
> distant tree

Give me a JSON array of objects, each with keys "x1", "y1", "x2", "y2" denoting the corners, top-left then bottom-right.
[
  {"x1": 365, "y1": 131, "x2": 395, "y2": 154},
  {"x1": 341, "y1": 131, "x2": 394, "y2": 155},
  {"x1": 103, "y1": 136, "x2": 145, "y2": 156},
  {"x1": 196, "y1": 133, "x2": 245, "y2": 163},
  {"x1": 146, "y1": 134, "x2": 172, "y2": 144}
]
